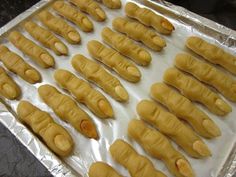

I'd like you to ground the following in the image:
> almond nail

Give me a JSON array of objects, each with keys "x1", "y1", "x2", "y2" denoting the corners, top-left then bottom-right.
[
  {"x1": 127, "y1": 66, "x2": 141, "y2": 77},
  {"x1": 139, "y1": 50, "x2": 151, "y2": 62},
  {"x1": 54, "y1": 42, "x2": 68, "y2": 55},
  {"x1": 68, "y1": 31, "x2": 81, "y2": 43},
  {"x1": 95, "y1": 8, "x2": 106, "y2": 20},
  {"x1": 193, "y1": 140, "x2": 211, "y2": 157},
  {"x1": 203, "y1": 119, "x2": 221, "y2": 137},
  {"x1": 54, "y1": 135, "x2": 71, "y2": 152},
  {"x1": 115, "y1": 85, "x2": 129, "y2": 101},
  {"x1": 3, "y1": 83, "x2": 18, "y2": 99},
  {"x1": 98, "y1": 99, "x2": 113, "y2": 117},
  {"x1": 82, "y1": 18, "x2": 93, "y2": 31},
  {"x1": 40, "y1": 53, "x2": 54, "y2": 67},
  {"x1": 215, "y1": 99, "x2": 232, "y2": 114},
  {"x1": 161, "y1": 20, "x2": 174, "y2": 31},
  {"x1": 176, "y1": 159, "x2": 194, "y2": 177},
  {"x1": 81, "y1": 120, "x2": 98, "y2": 139},
  {"x1": 25, "y1": 69, "x2": 41, "y2": 83},
  {"x1": 153, "y1": 36, "x2": 166, "y2": 48}
]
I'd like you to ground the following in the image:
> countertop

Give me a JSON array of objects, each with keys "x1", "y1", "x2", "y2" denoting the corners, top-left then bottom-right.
[{"x1": 0, "y1": 0, "x2": 235, "y2": 177}]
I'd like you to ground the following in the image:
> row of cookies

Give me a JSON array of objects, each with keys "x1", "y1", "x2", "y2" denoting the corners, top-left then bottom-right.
[
  {"x1": 0, "y1": 0, "x2": 129, "y2": 108},
  {"x1": 43, "y1": 1, "x2": 177, "y2": 105},
  {"x1": 6, "y1": 1, "x2": 235, "y2": 176},
  {"x1": 117, "y1": 37, "x2": 234, "y2": 176},
  {"x1": 164, "y1": 36, "x2": 235, "y2": 115},
  {"x1": 77, "y1": 1, "x2": 179, "y2": 102},
  {"x1": 47, "y1": 4, "x2": 235, "y2": 177},
  {"x1": 0, "y1": 1, "x2": 159, "y2": 157},
  {"x1": 0, "y1": 0, "x2": 96, "y2": 99},
  {"x1": 1, "y1": 0, "x2": 123, "y2": 69},
  {"x1": 110, "y1": 2, "x2": 174, "y2": 53},
  {"x1": 0, "y1": 0, "x2": 127, "y2": 157},
  {"x1": 87, "y1": 79, "x2": 223, "y2": 177},
  {"x1": 0, "y1": 1, "x2": 176, "y2": 101},
  {"x1": 88, "y1": 117, "x2": 199, "y2": 177},
  {"x1": 14, "y1": 61, "x2": 128, "y2": 157},
  {"x1": 18, "y1": 0, "x2": 181, "y2": 176},
  {"x1": 0, "y1": 1, "x2": 146, "y2": 99},
  {"x1": 86, "y1": 14, "x2": 236, "y2": 177}
]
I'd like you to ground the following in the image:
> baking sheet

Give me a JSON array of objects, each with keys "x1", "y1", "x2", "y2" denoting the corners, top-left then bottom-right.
[{"x1": 0, "y1": 0, "x2": 235, "y2": 176}]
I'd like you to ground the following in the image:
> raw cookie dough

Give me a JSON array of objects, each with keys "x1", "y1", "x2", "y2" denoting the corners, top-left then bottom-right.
[
  {"x1": 38, "y1": 10, "x2": 81, "y2": 44},
  {"x1": 128, "y1": 119, "x2": 194, "y2": 177},
  {"x1": 150, "y1": 83, "x2": 221, "y2": 138},
  {"x1": 24, "y1": 21, "x2": 68, "y2": 55},
  {"x1": 0, "y1": 45, "x2": 41, "y2": 84},
  {"x1": 88, "y1": 162, "x2": 122, "y2": 177},
  {"x1": 110, "y1": 139, "x2": 167, "y2": 177},
  {"x1": 87, "y1": 40, "x2": 141, "y2": 83},
  {"x1": 137, "y1": 100, "x2": 211, "y2": 158},
  {"x1": 101, "y1": 27, "x2": 151, "y2": 66},
  {"x1": 70, "y1": 0, "x2": 106, "y2": 22},
  {"x1": 125, "y1": 2, "x2": 174, "y2": 35},
  {"x1": 0, "y1": 66, "x2": 21, "y2": 100},
  {"x1": 52, "y1": 1, "x2": 93, "y2": 32},
  {"x1": 112, "y1": 17, "x2": 166, "y2": 51},
  {"x1": 186, "y1": 36, "x2": 236, "y2": 75},
  {"x1": 71, "y1": 54, "x2": 129, "y2": 102},
  {"x1": 38, "y1": 84, "x2": 98, "y2": 139},
  {"x1": 175, "y1": 53, "x2": 236, "y2": 102},
  {"x1": 54, "y1": 69, "x2": 113, "y2": 118},
  {"x1": 164, "y1": 67, "x2": 232, "y2": 116},
  {"x1": 17, "y1": 101, "x2": 74, "y2": 156},
  {"x1": 8, "y1": 31, "x2": 55, "y2": 68}
]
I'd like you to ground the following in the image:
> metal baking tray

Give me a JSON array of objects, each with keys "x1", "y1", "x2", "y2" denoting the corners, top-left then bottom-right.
[{"x1": 0, "y1": 0, "x2": 235, "y2": 176}]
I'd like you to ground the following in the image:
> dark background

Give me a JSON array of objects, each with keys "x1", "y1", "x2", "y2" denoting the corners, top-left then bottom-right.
[
  {"x1": 0, "y1": 0, "x2": 235, "y2": 177},
  {"x1": 167, "y1": 0, "x2": 236, "y2": 29}
]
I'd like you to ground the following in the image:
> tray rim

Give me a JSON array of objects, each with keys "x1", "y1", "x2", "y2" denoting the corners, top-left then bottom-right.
[{"x1": 0, "y1": 0, "x2": 235, "y2": 177}]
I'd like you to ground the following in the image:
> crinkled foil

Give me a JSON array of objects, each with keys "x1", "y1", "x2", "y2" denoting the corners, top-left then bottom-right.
[{"x1": 0, "y1": 0, "x2": 235, "y2": 177}]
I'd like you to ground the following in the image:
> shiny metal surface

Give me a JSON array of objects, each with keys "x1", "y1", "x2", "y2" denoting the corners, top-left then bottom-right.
[{"x1": 0, "y1": 0, "x2": 235, "y2": 176}]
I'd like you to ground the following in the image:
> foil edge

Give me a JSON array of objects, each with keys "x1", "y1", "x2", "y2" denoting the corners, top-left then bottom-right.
[{"x1": 0, "y1": 0, "x2": 235, "y2": 176}]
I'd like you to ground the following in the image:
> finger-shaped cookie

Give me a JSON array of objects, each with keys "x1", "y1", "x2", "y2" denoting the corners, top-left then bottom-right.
[
  {"x1": 38, "y1": 84, "x2": 98, "y2": 139},
  {"x1": 0, "y1": 66, "x2": 21, "y2": 100},
  {"x1": 8, "y1": 31, "x2": 54, "y2": 68},
  {"x1": 89, "y1": 162, "x2": 122, "y2": 177},
  {"x1": 112, "y1": 17, "x2": 166, "y2": 51},
  {"x1": 52, "y1": 1, "x2": 93, "y2": 32},
  {"x1": 24, "y1": 21, "x2": 68, "y2": 55},
  {"x1": 0, "y1": 45, "x2": 41, "y2": 84},
  {"x1": 186, "y1": 36, "x2": 236, "y2": 75},
  {"x1": 175, "y1": 53, "x2": 236, "y2": 102},
  {"x1": 150, "y1": 83, "x2": 221, "y2": 138},
  {"x1": 38, "y1": 10, "x2": 81, "y2": 44},
  {"x1": 164, "y1": 68, "x2": 232, "y2": 116},
  {"x1": 17, "y1": 101, "x2": 74, "y2": 156},
  {"x1": 71, "y1": 54, "x2": 129, "y2": 102},
  {"x1": 87, "y1": 40, "x2": 141, "y2": 83},
  {"x1": 70, "y1": 0, "x2": 106, "y2": 22},
  {"x1": 54, "y1": 69, "x2": 113, "y2": 118},
  {"x1": 128, "y1": 119, "x2": 194, "y2": 177},
  {"x1": 110, "y1": 139, "x2": 167, "y2": 177},
  {"x1": 100, "y1": 0, "x2": 121, "y2": 9},
  {"x1": 137, "y1": 100, "x2": 211, "y2": 158},
  {"x1": 101, "y1": 27, "x2": 151, "y2": 66},
  {"x1": 125, "y1": 2, "x2": 174, "y2": 35}
]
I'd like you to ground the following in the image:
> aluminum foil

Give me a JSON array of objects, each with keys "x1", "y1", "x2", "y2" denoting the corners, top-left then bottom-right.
[{"x1": 0, "y1": 0, "x2": 235, "y2": 177}]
